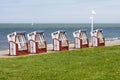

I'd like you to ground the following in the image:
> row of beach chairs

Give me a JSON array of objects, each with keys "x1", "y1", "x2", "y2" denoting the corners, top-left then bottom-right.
[{"x1": 7, "y1": 29, "x2": 105, "y2": 56}]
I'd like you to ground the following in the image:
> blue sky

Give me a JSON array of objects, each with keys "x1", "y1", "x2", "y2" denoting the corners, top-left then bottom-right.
[{"x1": 0, "y1": 0, "x2": 120, "y2": 23}]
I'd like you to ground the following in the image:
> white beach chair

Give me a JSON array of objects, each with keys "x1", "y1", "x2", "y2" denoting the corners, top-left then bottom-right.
[
  {"x1": 27, "y1": 31, "x2": 47, "y2": 54},
  {"x1": 7, "y1": 31, "x2": 28, "y2": 56},
  {"x1": 51, "y1": 30, "x2": 69, "y2": 51}
]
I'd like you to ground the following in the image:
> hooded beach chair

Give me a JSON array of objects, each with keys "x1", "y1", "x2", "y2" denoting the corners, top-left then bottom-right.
[
  {"x1": 73, "y1": 30, "x2": 89, "y2": 48},
  {"x1": 51, "y1": 30, "x2": 69, "y2": 51},
  {"x1": 7, "y1": 31, "x2": 28, "y2": 56},
  {"x1": 27, "y1": 31, "x2": 47, "y2": 53},
  {"x1": 91, "y1": 29, "x2": 105, "y2": 47}
]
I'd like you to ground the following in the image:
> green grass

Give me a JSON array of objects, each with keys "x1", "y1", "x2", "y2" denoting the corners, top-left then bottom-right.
[{"x1": 0, "y1": 46, "x2": 120, "y2": 80}]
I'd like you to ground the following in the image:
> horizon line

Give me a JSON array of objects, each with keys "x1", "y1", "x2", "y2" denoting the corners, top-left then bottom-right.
[{"x1": 0, "y1": 22, "x2": 120, "y2": 24}]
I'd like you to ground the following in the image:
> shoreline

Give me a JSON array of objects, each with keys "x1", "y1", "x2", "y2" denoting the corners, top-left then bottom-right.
[{"x1": 0, "y1": 40, "x2": 120, "y2": 58}]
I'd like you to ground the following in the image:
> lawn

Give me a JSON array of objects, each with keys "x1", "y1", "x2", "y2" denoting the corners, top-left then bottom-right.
[{"x1": 0, "y1": 46, "x2": 120, "y2": 80}]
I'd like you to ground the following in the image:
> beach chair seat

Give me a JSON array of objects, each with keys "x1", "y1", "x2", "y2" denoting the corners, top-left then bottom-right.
[{"x1": 61, "y1": 39, "x2": 69, "y2": 47}]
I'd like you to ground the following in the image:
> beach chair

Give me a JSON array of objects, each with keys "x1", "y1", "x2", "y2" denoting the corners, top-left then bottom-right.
[
  {"x1": 7, "y1": 31, "x2": 28, "y2": 56},
  {"x1": 91, "y1": 29, "x2": 105, "y2": 47},
  {"x1": 27, "y1": 31, "x2": 47, "y2": 53},
  {"x1": 51, "y1": 30, "x2": 69, "y2": 51},
  {"x1": 73, "y1": 30, "x2": 89, "y2": 48}
]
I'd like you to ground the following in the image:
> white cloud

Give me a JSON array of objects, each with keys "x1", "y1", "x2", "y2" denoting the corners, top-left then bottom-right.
[{"x1": 0, "y1": 0, "x2": 120, "y2": 23}]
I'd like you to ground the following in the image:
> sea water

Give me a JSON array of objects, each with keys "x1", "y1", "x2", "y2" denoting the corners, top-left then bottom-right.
[{"x1": 0, "y1": 23, "x2": 120, "y2": 50}]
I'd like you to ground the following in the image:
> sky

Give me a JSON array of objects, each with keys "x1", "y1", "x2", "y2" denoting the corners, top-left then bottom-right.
[{"x1": 0, "y1": 0, "x2": 120, "y2": 23}]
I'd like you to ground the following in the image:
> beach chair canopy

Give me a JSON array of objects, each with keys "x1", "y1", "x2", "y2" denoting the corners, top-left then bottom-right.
[
  {"x1": 92, "y1": 29, "x2": 103, "y2": 36},
  {"x1": 73, "y1": 30, "x2": 87, "y2": 38},
  {"x1": 51, "y1": 30, "x2": 67, "y2": 40}
]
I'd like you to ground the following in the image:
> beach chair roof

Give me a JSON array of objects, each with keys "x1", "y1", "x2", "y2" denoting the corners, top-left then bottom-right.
[
  {"x1": 93, "y1": 29, "x2": 103, "y2": 33},
  {"x1": 73, "y1": 30, "x2": 86, "y2": 34},
  {"x1": 15, "y1": 31, "x2": 26, "y2": 34},
  {"x1": 28, "y1": 30, "x2": 44, "y2": 36},
  {"x1": 52, "y1": 30, "x2": 67, "y2": 35},
  {"x1": 35, "y1": 30, "x2": 44, "y2": 34},
  {"x1": 73, "y1": 30, "x2": 87, "y2": 38},
  {"x1": 7, "y1": 31, "x2": 26, "y2": 37},
  {"x1": 51, "y1": 30, "x2": 67, "y2": 39},
  {"x1": 80, "y1": 29, "x2": 86, "y2": 32}
]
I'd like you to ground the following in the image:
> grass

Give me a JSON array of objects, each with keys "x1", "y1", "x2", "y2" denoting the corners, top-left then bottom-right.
[{"x1": 0, "y1": 46, "x2": 120, "y2": 80}]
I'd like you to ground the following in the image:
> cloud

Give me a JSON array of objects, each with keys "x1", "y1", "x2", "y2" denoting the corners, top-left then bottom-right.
[{"x1": 0, "y1": 0, "x2": 120, "y2": 23}]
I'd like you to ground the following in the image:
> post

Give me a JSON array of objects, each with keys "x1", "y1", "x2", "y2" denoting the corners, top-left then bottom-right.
[
  {"x1": 91, "y1": 16, "x2": 93, "y2": 33},
  {"x1": 90, "y1": 10, "x2": 96, "y2": 46}
]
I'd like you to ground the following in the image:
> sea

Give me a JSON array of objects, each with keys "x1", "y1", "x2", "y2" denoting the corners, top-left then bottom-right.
[{"x1": 0, "y1": 23, "x2": 120, "y2": 51}]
